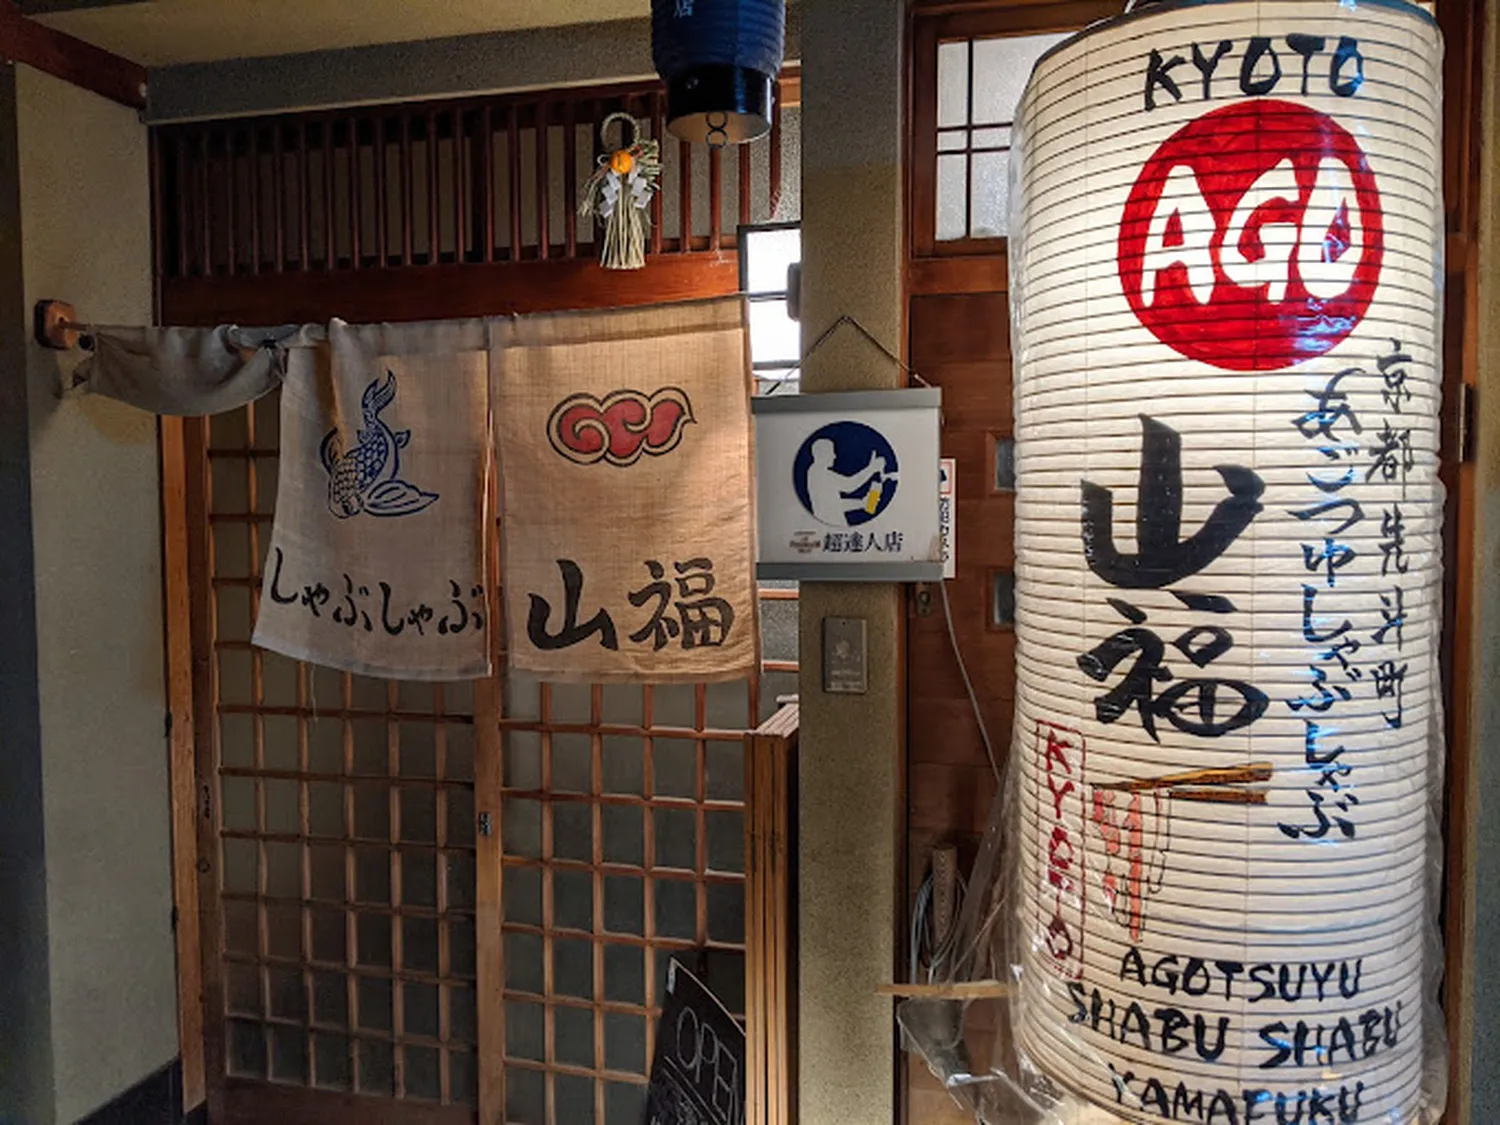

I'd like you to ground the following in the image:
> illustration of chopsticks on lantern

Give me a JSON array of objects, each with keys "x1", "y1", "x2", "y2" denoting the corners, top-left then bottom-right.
[{"x1": 1092, "y1": 763, "x2": 1274, "y2": 805}]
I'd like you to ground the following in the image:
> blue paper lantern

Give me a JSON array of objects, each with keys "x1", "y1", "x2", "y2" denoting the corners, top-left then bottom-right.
[{"x1": 652, "y1": 0, "x2": 786, "y2": 145}]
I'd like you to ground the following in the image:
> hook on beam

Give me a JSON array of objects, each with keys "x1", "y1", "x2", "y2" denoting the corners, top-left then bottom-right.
[{"x1": 34, "y1": 300, "x2": 93, "y2": 351}]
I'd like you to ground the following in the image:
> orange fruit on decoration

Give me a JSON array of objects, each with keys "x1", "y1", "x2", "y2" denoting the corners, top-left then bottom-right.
[{"x1": 610, "y1": 149, "x2": 635, "y2": 176}]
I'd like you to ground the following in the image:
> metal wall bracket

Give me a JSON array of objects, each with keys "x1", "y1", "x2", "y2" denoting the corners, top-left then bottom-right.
[
  {"x1": 1458, "y1": 382, "x2": 1477, "y2": 463},
  {"x1": 911, "y1": 583, "x2": 935, "y2": 617},
  {"x1": 33, "y1": 298, "x2": 92, "y2": 351}
]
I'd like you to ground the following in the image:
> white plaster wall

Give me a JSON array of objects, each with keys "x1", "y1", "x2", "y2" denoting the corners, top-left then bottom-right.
[{"x1": 16, "y1": 65, "x2": 177, "y2": 1123}]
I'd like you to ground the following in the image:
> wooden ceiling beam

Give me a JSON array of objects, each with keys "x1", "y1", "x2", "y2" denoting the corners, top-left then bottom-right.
[{"x1": 0, "y1": 0, "x2": 146, "y2": 110}]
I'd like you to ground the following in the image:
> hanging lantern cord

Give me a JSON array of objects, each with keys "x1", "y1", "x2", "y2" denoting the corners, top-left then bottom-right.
[
  {"x1": 601, "y1": 111, "x2": 636, "y2": 152},
  {"x1": 705, "y1": 110, "x2": 730, "y2": 149}
]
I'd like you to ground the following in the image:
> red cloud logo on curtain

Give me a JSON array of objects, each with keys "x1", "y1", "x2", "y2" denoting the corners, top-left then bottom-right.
[{"x1": 547, "y1": 387, "x2": 696, "y2": 466}]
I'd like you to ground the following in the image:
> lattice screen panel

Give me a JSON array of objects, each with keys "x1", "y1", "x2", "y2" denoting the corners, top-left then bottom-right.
[
  {"x1": 155, "y1": 82, "x2": 793, "y2": 280},
  {"x1": 208, "y1": 392, "x2": 482, "y2": 1106},
  {"x1": 497, "y1": 679, "x2": 765, "y2": 1125},
  {"x1": 199, "y1": 390, "x2": 798, "y2": 1122}
]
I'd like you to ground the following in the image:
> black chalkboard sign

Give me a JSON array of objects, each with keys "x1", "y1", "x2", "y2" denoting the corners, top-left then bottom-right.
[{"x1": 644, "y1": 958, "x2": 746, "y2": 1125}]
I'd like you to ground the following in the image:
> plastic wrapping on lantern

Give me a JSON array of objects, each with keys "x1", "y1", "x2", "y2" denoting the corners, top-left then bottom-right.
[
  {"x1": 900, "y1": 675, "x2": 1450, "y2": 1125},
  {"x1": 900, "y1": 2, "x2": 1450, "y2": 1122}
]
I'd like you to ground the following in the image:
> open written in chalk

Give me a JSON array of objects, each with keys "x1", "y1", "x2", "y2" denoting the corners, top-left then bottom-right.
[{"x1": 646, "y1": 959, "x2": 746, "y2": 1125}]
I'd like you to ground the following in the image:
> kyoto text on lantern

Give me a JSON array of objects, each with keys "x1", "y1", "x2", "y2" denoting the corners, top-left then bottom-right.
[{"x1": 1120, "y1": 34, "x2": 1380, "y2": 372}]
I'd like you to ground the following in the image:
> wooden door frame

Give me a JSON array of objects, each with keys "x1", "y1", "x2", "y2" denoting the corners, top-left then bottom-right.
[
  {"x1": 162, "y1": 414, "x2": 208, "y2": 1111},
  {"x1": 1437, "y1": 1, "x2": 1485, "y2": 1118}
]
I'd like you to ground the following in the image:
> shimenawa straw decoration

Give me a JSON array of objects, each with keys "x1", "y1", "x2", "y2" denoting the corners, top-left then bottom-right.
[{"x1": 580, "y1": 111, "x2": 662, "y2": 271}]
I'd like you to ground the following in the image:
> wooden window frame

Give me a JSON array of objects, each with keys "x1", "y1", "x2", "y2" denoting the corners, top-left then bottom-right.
[
  {"x1": 738, "y1": 219, "x2": 803, "y2": 387},
  {"x1": 908, "y1": 1, "x2": 1123, "y2": 260}
]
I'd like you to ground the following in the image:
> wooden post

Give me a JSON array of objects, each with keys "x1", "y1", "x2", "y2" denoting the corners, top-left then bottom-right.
[
  {"x1": 746, "y1": 704, "x2": 797, "y2": 1125},
  {"x1": 475, "y1": 475, "x2": 506, "y2": 1125},
  {"x1": 161, "y1": 415, "x2": 207, "y2": 1111}
]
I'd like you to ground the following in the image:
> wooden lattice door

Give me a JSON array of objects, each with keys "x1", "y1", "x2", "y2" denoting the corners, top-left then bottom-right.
[
  {"x1": 172, "y1": 390, "x2": 796, "y2": 1125},
  {"x1": 492, "y1": 676, "x2": 778, "y2": 1124},
  {"x1": 179, "y1": 396, "x2": 483, "y2": 1124}
]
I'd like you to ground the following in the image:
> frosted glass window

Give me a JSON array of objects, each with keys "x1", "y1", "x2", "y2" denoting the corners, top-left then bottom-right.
[
  {"x1": 556, "y1": 1075, "x2": 595, "y2": 1125},
  {"x1": 973, "y1": 38, "x2": 1045, "y2": 124},
  {"x1": 742, "y1": 225, "x2": 801, "y2": 294},
  {"x1": 748, "y1": 299, "x2": 800, "y2": 367},
  {"x1": 933, "y1": 33, "x2": 1068, "y2": 241},
  {"x1": 741, "y1": 222, "x2": 801, "y2": 391},
  {"x1": 970, "y1": 151, "x2": 1009, "y2": 238},
  {"x1": 555, "y1": 1005, "x2": 594, "y2": 1068},
  {"x1": 937, "y1": 40, "x2": 969, "y2": 128},
  {"x1": 605, "y1": 1012, "x2": 648, "y2": 1075},
  {"x1": 555, "y1": 869, "x2": 593, "y2": 933},
  {"x1": 937, "y1": 154, "x2": 968, "y2": 241}
]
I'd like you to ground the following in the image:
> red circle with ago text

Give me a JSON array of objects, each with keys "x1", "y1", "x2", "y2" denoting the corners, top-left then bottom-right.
[{"x1": 1117, "y1": 99, "x2": 1384, "y2": 371}]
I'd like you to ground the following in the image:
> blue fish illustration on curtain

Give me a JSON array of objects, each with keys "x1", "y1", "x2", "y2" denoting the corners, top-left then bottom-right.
[{"x1": 319, "y1": 372, "x2": 439, "y2": 519}]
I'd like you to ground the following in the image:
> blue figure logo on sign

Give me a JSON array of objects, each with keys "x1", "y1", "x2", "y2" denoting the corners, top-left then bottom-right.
[{"x1": 792, "y1": 421, "x2": 900, "y2": 528}]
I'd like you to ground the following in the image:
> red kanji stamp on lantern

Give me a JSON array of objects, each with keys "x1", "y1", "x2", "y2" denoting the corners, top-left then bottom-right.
[
  {"x1": 1034, "y1": 719, "x2": 1086, "y2": 981},
  {"x1": 1117, "y1": 99, "x2": 1384, "y2": 371}
]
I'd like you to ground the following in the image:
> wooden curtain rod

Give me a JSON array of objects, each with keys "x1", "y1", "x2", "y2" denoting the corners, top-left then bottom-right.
[{"x1": 35, "y1": 282, "x2": 799, "y2": 353}]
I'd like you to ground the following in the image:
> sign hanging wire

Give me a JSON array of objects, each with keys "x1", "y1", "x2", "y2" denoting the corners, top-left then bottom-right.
[
  {"x1": 754, "y1": 313, "x2": 995, "y2": 782},
  {"x1": 762, "y1": 313, "x2": 933, "y2": 395}
]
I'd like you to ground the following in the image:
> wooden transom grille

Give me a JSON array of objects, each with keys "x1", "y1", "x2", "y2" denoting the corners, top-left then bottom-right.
[
  {"x1": 153, "y1": 79, "x2": 790, "y2": 281},
  {"x1": 196, "y1": 389, "x2": 798, "y2": 1121}
]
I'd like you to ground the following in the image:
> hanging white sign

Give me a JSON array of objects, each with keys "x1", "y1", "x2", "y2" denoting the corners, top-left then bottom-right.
[{"x1": 754, "y1": 388, "x2": 943, "y2": 581}]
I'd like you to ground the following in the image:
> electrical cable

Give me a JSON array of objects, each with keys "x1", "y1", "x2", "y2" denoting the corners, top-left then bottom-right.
[
  {"x1": 940, "y1": 580, "x2": 1002, "y2": 784},
  {"x1": 910, "y1": 862, "x2": 971, "y2": 985},
  {"x1": 910, "y1": 871, "x2": 932, "y2": 985},
  {"x1": 771, "y1": 310, "x2": 1003, "y2": 984}
]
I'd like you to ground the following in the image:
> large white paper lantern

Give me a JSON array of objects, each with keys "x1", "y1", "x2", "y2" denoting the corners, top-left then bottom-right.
[{"x1": 1008, "y1": 2, "x2": 1444, "y2": 1122}]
